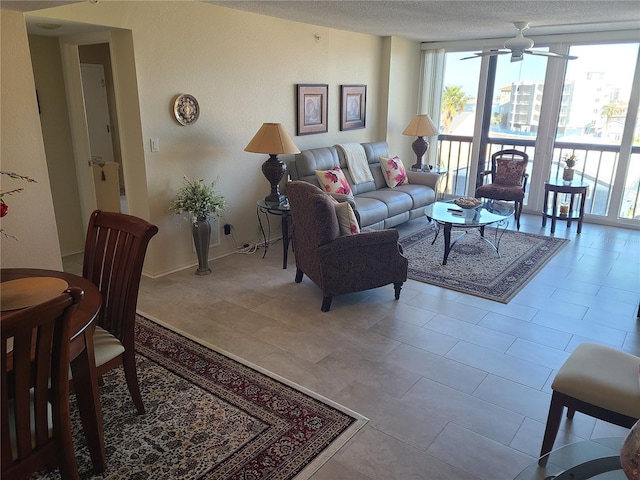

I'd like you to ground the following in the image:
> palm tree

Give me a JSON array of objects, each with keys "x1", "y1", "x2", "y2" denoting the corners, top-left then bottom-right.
[
  {"x1": 441, "y1": 85, "x2": 469, "y2": 133},
  {"x1": 600, "y1": 102, "x2": 622, "y2": 133}
]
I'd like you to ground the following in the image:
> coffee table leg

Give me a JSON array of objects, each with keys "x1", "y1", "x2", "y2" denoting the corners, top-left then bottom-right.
[{"x1": 443, "y1": 223, "x2": 452, "y2": 265}]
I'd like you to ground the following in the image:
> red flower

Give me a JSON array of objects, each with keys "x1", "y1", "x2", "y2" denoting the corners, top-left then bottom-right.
[{"x1": 0, "y1": 203, "x2": 7, "y2": 217}]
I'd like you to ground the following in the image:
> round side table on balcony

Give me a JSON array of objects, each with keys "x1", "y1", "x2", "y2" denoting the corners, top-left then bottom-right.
[{"x1": 542, "y1": 179, "x2": 589, "y2": 234}]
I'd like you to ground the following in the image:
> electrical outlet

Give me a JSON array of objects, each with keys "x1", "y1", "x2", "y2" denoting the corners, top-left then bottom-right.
[{"x1": 224, "y1": 224, "x2": 231, "y2": 235}]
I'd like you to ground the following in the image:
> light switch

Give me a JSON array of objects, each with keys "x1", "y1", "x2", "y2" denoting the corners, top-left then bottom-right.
[{"x1": 150, "y1": 138, "x2": 160, "y2": 152}]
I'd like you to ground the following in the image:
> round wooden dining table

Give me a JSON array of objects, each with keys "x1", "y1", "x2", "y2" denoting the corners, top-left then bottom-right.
[{"x1": 1, "y1": 268, "x2": 107, "y2": 473}]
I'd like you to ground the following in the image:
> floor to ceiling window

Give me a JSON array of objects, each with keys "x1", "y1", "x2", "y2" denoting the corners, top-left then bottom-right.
[
  {"x1": 424, "y1": 33, "x2": 640, "y2": 228},
  {"x1": 551, "y1": 43, "x2": 640, "y2": 220},
  {"x1": 437, "y1": 51, "x2": 481, "y2": 197}
]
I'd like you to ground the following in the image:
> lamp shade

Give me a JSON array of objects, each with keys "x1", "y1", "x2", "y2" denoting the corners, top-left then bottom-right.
[
  {"x1": 402, "y1": 114, "x2": 438, "y2": 137},
  {"x1": 245, "y1": 123, "x2": 300, "y2": 155}
]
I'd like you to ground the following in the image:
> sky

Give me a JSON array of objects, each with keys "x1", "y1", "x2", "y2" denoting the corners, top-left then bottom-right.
[{"x1": 443, "y1": 43, "x2": 639, "y2": 100}]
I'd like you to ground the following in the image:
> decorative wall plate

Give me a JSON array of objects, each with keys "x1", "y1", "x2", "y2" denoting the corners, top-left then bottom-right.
[{"x1": 173, "y1": 94, "x2": 199, "y2": 126}]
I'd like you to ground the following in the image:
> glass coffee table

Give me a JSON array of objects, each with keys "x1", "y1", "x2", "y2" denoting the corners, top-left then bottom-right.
[
  {"x1": 515, "y1": 437, "x2": 625, "y2": 480},
  {"x1": 424, "y1": 199, "x2": 514, "y2": 265}
]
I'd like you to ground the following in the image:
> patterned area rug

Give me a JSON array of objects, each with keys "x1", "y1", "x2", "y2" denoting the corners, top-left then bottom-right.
[
  {"x1": 32, "y1": 315, "x2": 366, "y2": 480},
  {"x1": 399, "y1": 225, "x2": 569, "y2": 303}
]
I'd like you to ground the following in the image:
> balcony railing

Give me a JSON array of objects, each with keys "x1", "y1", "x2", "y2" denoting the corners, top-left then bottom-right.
[{"x1": 436, "y1": 135, "x2": 640, "y2": 220}]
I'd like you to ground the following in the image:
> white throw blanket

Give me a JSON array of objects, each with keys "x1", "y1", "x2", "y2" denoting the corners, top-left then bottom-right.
[{"x1": 337, "y1": 143, "x2": 374, "y2": 184}]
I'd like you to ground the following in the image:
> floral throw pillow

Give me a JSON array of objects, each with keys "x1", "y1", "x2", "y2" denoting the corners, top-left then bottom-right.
[
  {"x1": 380, "y1": 156, "x2": 409, "y2": 188},
  {"x1": 334, "y1": 201, "x2": 360, "y2": 235},
  {"x1": 495, "y1": 158, "x2": 527, "y2": 186},
  {"x1": 315, "y1": 167, "x2": 353, "y2": 196}
]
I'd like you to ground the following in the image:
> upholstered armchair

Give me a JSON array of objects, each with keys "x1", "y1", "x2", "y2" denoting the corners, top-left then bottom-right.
[
  {"x1": 286, "y1": 180, "x2": 408, "y2": 312},
  {"x1": 475, "y1": 149, "x2": 529, "y2": 229}
]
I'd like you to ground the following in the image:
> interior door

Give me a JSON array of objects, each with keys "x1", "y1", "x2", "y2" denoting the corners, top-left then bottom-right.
[{"x1": 80, "y1": 64, "x2": 114, "y2": 165}]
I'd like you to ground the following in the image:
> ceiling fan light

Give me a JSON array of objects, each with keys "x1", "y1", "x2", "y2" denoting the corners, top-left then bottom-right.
[{"x1": 504, "y1": 35, "x2": 534, "y2": 51}]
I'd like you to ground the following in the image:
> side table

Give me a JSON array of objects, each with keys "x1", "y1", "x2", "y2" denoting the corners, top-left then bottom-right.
[
  {"x1": 256, "y1": 199, "x2": 291, "y2": 269},
  {"x1": 542, "y1": 179, "x2": 589, "y2": 234}
]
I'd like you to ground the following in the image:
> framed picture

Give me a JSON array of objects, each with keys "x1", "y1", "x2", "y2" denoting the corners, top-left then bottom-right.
[
  {"x1": 297, "y1": 84, "x2": 328, "y2": 135},
  {"x1": 340, "y1": 85, "x2": 366, "y2": 131}
]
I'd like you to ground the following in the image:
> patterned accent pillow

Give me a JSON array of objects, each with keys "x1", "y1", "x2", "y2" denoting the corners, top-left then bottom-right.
[
  {"x1": 495, "y1": 158, "x2": 527, "y2": 186},
  {"x1": 315, "y1": 167, "x2": 353, "y2": 196},
  {"x1": 334, "y1": 201, "x2": 360, "y2": 235},
  {"x1": 380, "y1": 156, "x2": 409, "y2": 188}
]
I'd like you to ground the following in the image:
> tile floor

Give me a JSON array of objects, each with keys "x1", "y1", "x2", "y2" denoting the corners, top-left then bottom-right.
[{"x1": 64, "y1": 213, "x2": 640, "y2": 480}]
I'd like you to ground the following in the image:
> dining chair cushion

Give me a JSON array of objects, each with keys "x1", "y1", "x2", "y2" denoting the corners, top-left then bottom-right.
[
  {"x1": 92, "y1": 326, "x2": 126, "y2": 366},
  {"x1": 552, "y1": 343, "x2": 640, "y2": 419}
]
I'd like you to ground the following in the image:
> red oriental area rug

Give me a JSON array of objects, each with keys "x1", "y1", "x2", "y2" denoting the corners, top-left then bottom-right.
[{"x1": 32, "y1": 315, "x2": 366, "y2": 480}]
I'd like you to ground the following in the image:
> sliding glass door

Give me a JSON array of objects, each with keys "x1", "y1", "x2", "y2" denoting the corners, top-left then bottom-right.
[
  {"x1": 427, "y1": 35, "x2": 640, "y2": 227},
  {"x1": 552, "y1": 43, "x2": 640, "y2": 222}
]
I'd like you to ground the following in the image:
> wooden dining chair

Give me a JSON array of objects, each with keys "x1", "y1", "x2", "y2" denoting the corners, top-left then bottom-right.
[
  {"x1": 82, "y1": 210, "x2": 158, "y2": 415},
  {"x1": 1, "y1": 287, "x2": 84, "y2": 480}
]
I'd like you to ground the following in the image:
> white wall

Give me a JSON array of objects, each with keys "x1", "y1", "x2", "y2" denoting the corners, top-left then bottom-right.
[
  {"x1": 2, "y1": 2, "x2": 421, "y2": 276},
  {"x1": 1, "y1": 9, "x2": 63, "y2": 270},
  {"x1": 28, "y1": 34, "x2": 85, "y2": 257}
]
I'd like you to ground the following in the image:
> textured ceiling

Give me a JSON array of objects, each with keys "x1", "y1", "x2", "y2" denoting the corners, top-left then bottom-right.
[
  {"x1": 204, "y1": 1, "x2": 640, "y2": 43},
  {"x1": 5, "y1": 1, "x2": 639, "y2": 42}
]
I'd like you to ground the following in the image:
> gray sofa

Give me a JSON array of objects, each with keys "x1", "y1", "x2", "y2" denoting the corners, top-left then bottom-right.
[{"x1": 286, "y1": 141, "x2": 440, "y2": 229}]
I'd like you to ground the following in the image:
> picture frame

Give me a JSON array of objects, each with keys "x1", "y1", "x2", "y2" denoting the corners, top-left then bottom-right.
[
  {"x1": 340, "y1": 85, "x2": 366, "y2": 131},
  {"x1": 297, "y1": 84, "x2": 328, "y2": 135}
]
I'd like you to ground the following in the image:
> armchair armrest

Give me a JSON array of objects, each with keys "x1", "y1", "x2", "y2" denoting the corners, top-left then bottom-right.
[
  {"x1": 478, "y1": 170, "x2": 493, "y2": 185},
  {"x1": 406, "y1": 171, "x2": 439, "y2": 189}
]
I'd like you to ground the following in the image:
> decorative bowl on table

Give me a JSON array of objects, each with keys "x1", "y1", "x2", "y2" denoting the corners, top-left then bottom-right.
[{"x1": 454, "y1": 197, "x2": 481, "y2": 209}]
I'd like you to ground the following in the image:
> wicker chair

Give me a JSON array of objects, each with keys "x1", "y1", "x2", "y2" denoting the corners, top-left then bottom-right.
[{"x1": 286, "y1": 180, "x2": 408, "y2": 312}]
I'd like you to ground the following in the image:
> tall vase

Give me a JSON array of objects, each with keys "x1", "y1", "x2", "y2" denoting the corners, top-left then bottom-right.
[{"x1": 192, "y1": 217, "x2": 212, "y2": 275}]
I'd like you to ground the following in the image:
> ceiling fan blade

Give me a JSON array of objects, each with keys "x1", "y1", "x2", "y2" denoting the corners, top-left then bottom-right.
[
  {"x1": 460, "y1": 50, "x2": 510, "y2": 60},
  {"x1": 525, "y1": 50, "x2": 578, "y2": 60}
]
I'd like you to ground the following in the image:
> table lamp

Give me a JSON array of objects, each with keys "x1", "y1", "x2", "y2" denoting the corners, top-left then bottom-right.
[
  {"x1": 402, "y1": 114, "x2": 439, "y2": 171},
  {"x1": 245, "y1": 123, "x2": 300, "y2": 204}
]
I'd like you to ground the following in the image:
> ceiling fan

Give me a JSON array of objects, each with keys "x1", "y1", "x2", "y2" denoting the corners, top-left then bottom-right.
[{"x1": 461, "y1": 22, "x2": 578, "y2": 62}]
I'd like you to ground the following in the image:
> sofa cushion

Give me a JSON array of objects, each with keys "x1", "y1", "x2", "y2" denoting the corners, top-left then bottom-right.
[
  {"x1": 334, "y1": 202, "x2": 360, "y2": 235},
  {"x1": 495, "y1": 158, "x2": 527, "y2": 186},
  {"x1": 358, "y1": 189, "x2": 413, "y2": 217},
  {"x1": 380, "y1": 155, "x2": 409, "y2": 188},
  {"x1": 352, "y1": 197, "x2": 389, "y2": 228},
  {"x1": 315, "y1": 166, "x2": 353, "y2": 195},
  {"x1": 394, "y1": 183, "x2": 436, "y2": 209}
]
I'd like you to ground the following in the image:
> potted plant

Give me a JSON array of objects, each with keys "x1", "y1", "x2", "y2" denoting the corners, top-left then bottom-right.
[
  {"x1": 171, "y1": 176, "x2": 225, "y2": 275},
  {"x1": 562, "y1": 154, "x2": 577, "y2": 182}
]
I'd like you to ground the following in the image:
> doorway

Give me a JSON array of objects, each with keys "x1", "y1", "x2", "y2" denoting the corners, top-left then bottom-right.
[{"x1": 78, "y1": 43, "x2": 128, "y2": 215}]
